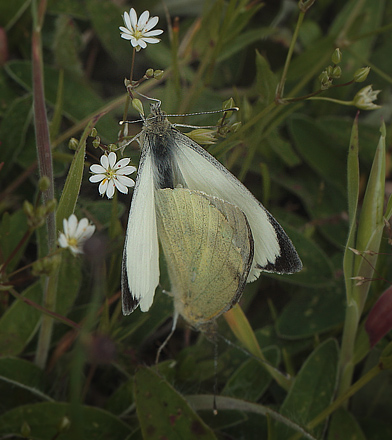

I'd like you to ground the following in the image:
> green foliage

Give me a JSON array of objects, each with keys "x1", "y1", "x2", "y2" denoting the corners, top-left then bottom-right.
[{"x1": 1, "y1": 0, "x2": 392, "y2": 439}]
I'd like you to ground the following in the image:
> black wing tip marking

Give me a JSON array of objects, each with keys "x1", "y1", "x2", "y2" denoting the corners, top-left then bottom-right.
[
  {"x1": 121, "y1": 255, "x2": 140, "y2": 315},
  {"x1": 262, "y1": 212, "x2": 303, "y2": 274}
]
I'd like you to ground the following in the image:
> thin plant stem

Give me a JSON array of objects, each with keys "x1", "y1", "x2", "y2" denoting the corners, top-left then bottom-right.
[
  {"x1": 276, "y1": 9, "x2": 305, "y2": 101},
  {"x1": 120, "y1": 47, "x2": 136, "y2": 141},
  {"x1": 32, "y1": 0, "x2": 59, "y2": 369}
]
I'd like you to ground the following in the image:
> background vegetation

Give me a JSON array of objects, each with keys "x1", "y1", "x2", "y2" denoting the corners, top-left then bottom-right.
[{"x1": 1, "y1": 0, "x2": 392, "y2": 439}]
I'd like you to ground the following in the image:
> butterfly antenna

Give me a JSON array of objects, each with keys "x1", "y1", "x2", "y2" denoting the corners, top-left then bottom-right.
[{"x1": 134, "y1": 90, "x2": 161, "y2": 105}]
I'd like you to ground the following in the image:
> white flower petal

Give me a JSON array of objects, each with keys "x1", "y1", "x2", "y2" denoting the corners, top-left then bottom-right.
[
  {"x1": 89, "y1": 174, "x2": 105, "y2": 183},
  {"x1": 129, "y1": 8, "x2": 138, "y2": 28},
  {"x1": 90, "y1": 164, "x2": 106, "y2": 174},
  {"x1": 75, "y1": 218, "x2": 89, "y2": 238},
  {"x1": 99, "y1": 179, "x2": 108, "y2": 196},
  {"x1": 63, "y1": 218, "x2": 69, "y2": 236},
  {"x1": 142, "y1": 37, "x2": 160, "y2": 44},
  {"x1": 117, "y1": 175, "x2": 135, "y2": 187},
  {"x1": 106, "y1": 181, "x2": 116, "y2": 199},
  {"x1": 120, "y1": 33, "x2": 132, "y2": 40},
  {"x1": 100, "y1": 154, "x2": 109, "y2": 169},
  {"x1": 108, "y1": 152, "x2": 117, "y2": 168},
  {"x1": 58, "y1": 233, "x2": 68, "y2": 248},
  {"x1": 123, "y1": 11, "x2": 131, "y2": 30},
  {"x1": 144, "y1": 29, "x2": 163, "y2": 37},
  {"x1": 145, "y1": 16, "x2": 159, "y2": 31},
  {"x1": 114, "y1": 179, "x2": 128, "y2": 194},
  {"x1": 83, "y1": 225, "x2": 96, "y2": 241},
  {"x1": 116, "y1": 165, "x2": 136, "y2": 175},
  {"x1": 115, "y1": 157, "x2": 131, "y2": 168},
  {"x1": 67, "y1": 214, "x2": 78, "y2": 235},
  {"x1": 138, "y1": 10, "x2": 150, "y2": 28},
  {"x1": 138, "y1": 39, "x2": 147, "y2": 49}
]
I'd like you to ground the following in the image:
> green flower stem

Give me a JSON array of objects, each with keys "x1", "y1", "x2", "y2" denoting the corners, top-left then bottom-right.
[
  {"x1": 35, "y1": 269, "x2": 60, "y2": 368},
  {"x1": 32, "y1": 0, "x2": 55, "y2": 250},
  {"x1": 337, "y1": 302, "x2": 360, "y2": 398},
  {"x1": 276, "y1": 8, "x2": 305, "y2": 101},
  {"x1": 32, "y1": 0, "x2": 59, "y2": 369},
  {"x1": 306, "y1": 96, "x2": 354, "y2": 106}
]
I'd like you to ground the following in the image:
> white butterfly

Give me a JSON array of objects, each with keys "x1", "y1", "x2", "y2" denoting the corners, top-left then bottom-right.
[{"x1": 121, "y1": 102, "x2": 302, "y2": 325}]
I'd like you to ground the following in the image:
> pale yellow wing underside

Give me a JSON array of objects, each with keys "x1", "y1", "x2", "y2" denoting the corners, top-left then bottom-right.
[{"x1": 155, "y1": 187, "x2": 254, "y2": 328}]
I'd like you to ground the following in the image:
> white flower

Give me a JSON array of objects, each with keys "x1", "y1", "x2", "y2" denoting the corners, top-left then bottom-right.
[
  {"x1": 119, "y1": 8, "x2": 163, "y2": 51},
  {"x1": 89, "y1": 152, "x2": 136, "y2": 199},
  {"x1": 353, "y1": 85, "x2": 381, "y2": 110},
  {"x1": 58, "y1": 214, "x2": 95, "y2": 256}
]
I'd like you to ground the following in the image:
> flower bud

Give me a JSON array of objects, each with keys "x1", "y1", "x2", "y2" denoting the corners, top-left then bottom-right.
[
  {"x1": 331, "y1": 66, "x2": 342, "y2": 78},
  {"x1": 153, "y1": 69, "x2": 164, "y2": 80},
  {"x1": 331, "y1": 48, "x2": 342, "y2": 65},
  {"x1": 38, "y1": 176, "x2": 50, "y2": 192},
  {"x1": 68, "y1": 138, "x2": 78, "y2": 150},
  {"x1": 230, "y1": 122, "x2": 242, "y2": 133},
  {"x1": 145, "y1": 68, "x2": 154, "y2": 78},
  {"x1": 223, "y1": 97, "x2": 236, "y2": 110},
  {"x1": 20, "y1": 421, "x2": 31, "y2": 438},
  {"x1": 108, "y1": 143, "x2": 117, "y2": 152},
  {"x1": 58, "y1": 416, "x2": 71, "y2": 432},
  {"x1": 92, "y1": 137, "x2": 101, "y2": 149},
  {"x1": 319, "y1": 70, "x2": 332, "y2": 90},
  {"x1": 132, "y1": 98, "x2": 144, "y2": 116},
  {"x1": 90, "y1": 127, "x2": 97, "y2": 137},
  {"x1": 23, "y1": 200, "x2": 34, "y2": 219},
  {"x1": 354, "y1": 66, "x2": 370, "y2": 82},
  {"x1": 185, "y1": 128, "x2": 216, "y2": 145}
]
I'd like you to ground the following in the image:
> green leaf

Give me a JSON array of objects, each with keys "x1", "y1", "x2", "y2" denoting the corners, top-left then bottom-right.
[
  {"x1": 255, "y1": 50, "x2": 279, "y2": 107},
  {"x1": 0, "y1": 282, "x2": 42, "y2": 356},
  {"x1": 0, "y1": 210, "x2": 29, "y2": 273},
  {"x1": 134, "y1": 366, "x2": 217, "y2": 440},
  {"x1": 275, "y1": 339, "x2": 339, "y2": 439},
  {"x1": 47, "y1": 0, "x2": 88, "y2": 18},
  {"x1": 327, "y1": 408, "x2": 366, "y2": 440},
  {"x1": 0, "y1": 94, "x2": 32, "y2": 177},
  {"x1": 356, "y1": 122, "x2": 386, "y2": 255},
  {"x1": 222, "y1": 346, "x2": 279, "y2": 401},
  {"x1": 352, "y1": 122, "x2": 386, "y2": 309},
  {"x1": 56, "y1": 251, "x2": 82, "y2": 315},
  {"x1": 86, "y1": 0, "x2": 130, "y2": 67},
  {"x1": 218, "y1": 28, "x2": 277, "y2": 62},
  {"x1": 276, "y1": 286, "x2": 346, "y2": 338},
  {"x1": 343, "y1": 115, "x2": 359, "y2": 302},
  {"x1": 4, "y1": 61, "x2": 119, "y2": 140},
  {"x1": 266, "y1": 130, "x2": 302, "y2": 168},
  {"x1": 53, "y1": 15, "x2": 83, "y2": 76},
  {"x1": 56, "y1": 122, "x2": 93, "y2": 228},
  {"x1": 0, "y1": 357, "x2": 52, "y2": 413},
  {"x1": 0, "y1": 401, "x2": 131, "y2": 439},
  {"x1": 269, "y1": 223, "x2": 334, "y2": 288},
  {"x1": 288, "y1": 115, "x2": 347, "y2": 195}
]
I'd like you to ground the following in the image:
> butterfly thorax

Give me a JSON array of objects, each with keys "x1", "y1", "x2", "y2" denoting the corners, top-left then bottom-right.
[{"x1": 144, "y1": 103, "x2": 171, "y2": 136}]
